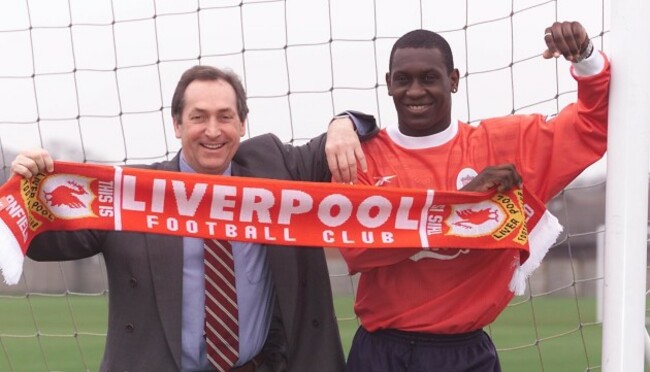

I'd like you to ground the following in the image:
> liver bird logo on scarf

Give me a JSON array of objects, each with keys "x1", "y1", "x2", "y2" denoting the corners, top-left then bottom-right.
[
  {"x1": 448, "y1": 203, "x2": 503, "y2": 236},
  {"x1": 40, "y1": 176, "x2": 96, "y2": 219}
]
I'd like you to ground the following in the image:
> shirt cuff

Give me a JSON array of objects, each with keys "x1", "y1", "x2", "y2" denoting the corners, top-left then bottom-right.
[
  {"x1": 572, "y1": 50, "x2": 606, "y2": 77},
  {"x1": 339, "y1": 110, "x2": 373, "y2": 136}
]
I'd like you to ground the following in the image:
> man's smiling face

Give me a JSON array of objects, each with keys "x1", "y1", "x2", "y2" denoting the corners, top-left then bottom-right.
[
  {"x1": 386, "y1": 47, "x2": 459, "y2": 137},
  {"x1": 174, "y1": 79, "x2": 246, "y2": 175}
]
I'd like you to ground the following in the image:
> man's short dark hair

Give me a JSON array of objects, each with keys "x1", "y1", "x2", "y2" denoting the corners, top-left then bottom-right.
[
  {"x1": 389, "y1": 29, "x2": 455, "y2": 73},
  {"x1": 171, "y1": 65, "x2": 249, "y2": 123}
]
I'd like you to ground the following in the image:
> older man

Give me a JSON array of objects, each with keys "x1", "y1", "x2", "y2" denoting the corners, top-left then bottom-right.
[{"x1": 11, "y1": 65, "x2": 378, "y2": 371}]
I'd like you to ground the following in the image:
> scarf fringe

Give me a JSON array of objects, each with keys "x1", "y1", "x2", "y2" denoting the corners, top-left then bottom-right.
[
  {"x1": 0, "y1": 219, "x2": 24, "y2": 285},
  {"x1": 509, "y1": 210, "x2": 563, "y2": 296}
]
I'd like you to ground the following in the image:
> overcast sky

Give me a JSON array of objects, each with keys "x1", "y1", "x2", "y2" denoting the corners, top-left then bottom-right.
[{"x1": 0, "y1": 0, "x2": 610, "y2": 184}]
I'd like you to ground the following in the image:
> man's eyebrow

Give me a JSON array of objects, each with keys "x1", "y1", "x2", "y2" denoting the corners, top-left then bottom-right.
[
  {"x1": 393, "y1": 67, "x2": 439, "y2": 74},
  {"x1": 188, "y1": 107, "x2": 235, "y2": 114},
  {"x1": 217, "y1": 108, "x2": 236, "y2": 114}
]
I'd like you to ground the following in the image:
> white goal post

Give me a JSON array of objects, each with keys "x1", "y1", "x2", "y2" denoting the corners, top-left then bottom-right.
[{"x1": 602, "y1": 0, "x2": 650, "y2": 371}]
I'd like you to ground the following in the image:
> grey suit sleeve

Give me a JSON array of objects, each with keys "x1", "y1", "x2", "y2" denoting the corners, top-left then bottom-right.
[
  {"x1": 235, "y1": 113, "x2": 378, "y2": 183},
  {"x1": 27, "y1": 230, "x2": 105, "y2": 261},
  {"x1": 234, "y1": 133, "x2": 331, "y2": 182}
]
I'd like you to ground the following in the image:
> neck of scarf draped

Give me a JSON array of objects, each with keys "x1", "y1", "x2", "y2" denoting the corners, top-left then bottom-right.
[{"x1": 0, "y1": 161, "x2": 561, "y2": 294}]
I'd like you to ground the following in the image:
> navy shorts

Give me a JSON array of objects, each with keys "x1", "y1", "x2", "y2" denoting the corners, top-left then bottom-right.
[{"x1": 346, "y1": 326, "x2": 501, "y2": 372}]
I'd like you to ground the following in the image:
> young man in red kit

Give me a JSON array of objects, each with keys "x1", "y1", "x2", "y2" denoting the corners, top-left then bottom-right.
[{"x1": 341, "y1": 21, "x2": 609, "y2": 371}]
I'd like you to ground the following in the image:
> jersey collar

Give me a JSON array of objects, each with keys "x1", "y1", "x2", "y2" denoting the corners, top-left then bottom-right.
[{"x1": 386, "y1": 119, "x2": 458, "y2": 149}]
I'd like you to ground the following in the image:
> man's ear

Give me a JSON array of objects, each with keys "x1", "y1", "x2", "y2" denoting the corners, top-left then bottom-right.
[
  {"x1": 173, "y1": 119, "x2": 182, "y2": 138},
  {"x1": 385, "y1": 72, "x2": 393, "y2": 96},
  {"x1": 450, "y1": 68, "x2": 460, "y2": 92},
  {"x1": 239, "y1": 118, "x2": 247, "y2": 137}
]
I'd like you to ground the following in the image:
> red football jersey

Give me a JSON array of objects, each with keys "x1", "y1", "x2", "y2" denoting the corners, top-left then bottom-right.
[{"x1": 342, "y1": 53, "x2": 610, "y2": 334}]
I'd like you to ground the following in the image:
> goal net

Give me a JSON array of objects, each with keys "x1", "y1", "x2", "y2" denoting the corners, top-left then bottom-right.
[{"x1": 1, "y1": 0, "x2": 640, "y2": 371}]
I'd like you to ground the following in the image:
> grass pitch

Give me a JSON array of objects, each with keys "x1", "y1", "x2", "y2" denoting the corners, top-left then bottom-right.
[{"x1": 0, "y1": 295, "x2": 602, "y2": 371}]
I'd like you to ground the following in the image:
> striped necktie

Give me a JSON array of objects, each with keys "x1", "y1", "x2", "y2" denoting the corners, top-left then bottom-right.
[{"x1": 203, "y1": 239, "x2": 239, "y2": 370}]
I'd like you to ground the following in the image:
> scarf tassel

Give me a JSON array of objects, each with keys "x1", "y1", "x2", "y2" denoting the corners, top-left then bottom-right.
[{"x1": 509, "y1": 210, "x2": 563, "y2": 295}]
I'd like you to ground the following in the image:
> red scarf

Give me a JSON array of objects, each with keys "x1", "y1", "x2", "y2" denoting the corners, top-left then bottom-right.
[{"x1": 0, "y1": 161, "x2": 561, "y2": 293}]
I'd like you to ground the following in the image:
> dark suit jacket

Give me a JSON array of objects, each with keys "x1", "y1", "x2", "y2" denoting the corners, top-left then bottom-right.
[{"x1": 27, "y1": 132, "x2": 369, "y2": 372}]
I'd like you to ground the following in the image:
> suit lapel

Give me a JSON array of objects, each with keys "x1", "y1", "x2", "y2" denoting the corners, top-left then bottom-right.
[
  {"x1": 266, "y1": 246, "x2": 298, "y2": 347},
  {"x1": 145, "y1": 154, "x2": 184, "y2": 370},
  {"x1": 147, "y1": 229, "x2": 184, "y2": 369}
]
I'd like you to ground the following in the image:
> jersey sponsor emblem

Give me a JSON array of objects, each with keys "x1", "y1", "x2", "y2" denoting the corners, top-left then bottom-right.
[
  {"x1": 373, "y1": 175, "x2": 397, "y2": 186},
  {"x1": 456, "y1": 168, "x2": 478, "y2": 190},
  {"x1": 38, "y1": 175, "x2": 96, "y2": 219}
]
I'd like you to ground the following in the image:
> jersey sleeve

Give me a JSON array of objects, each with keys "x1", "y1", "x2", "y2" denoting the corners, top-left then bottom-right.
[{"x1": 480, "y1": 53, "x2": 610, "y2": 203}]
